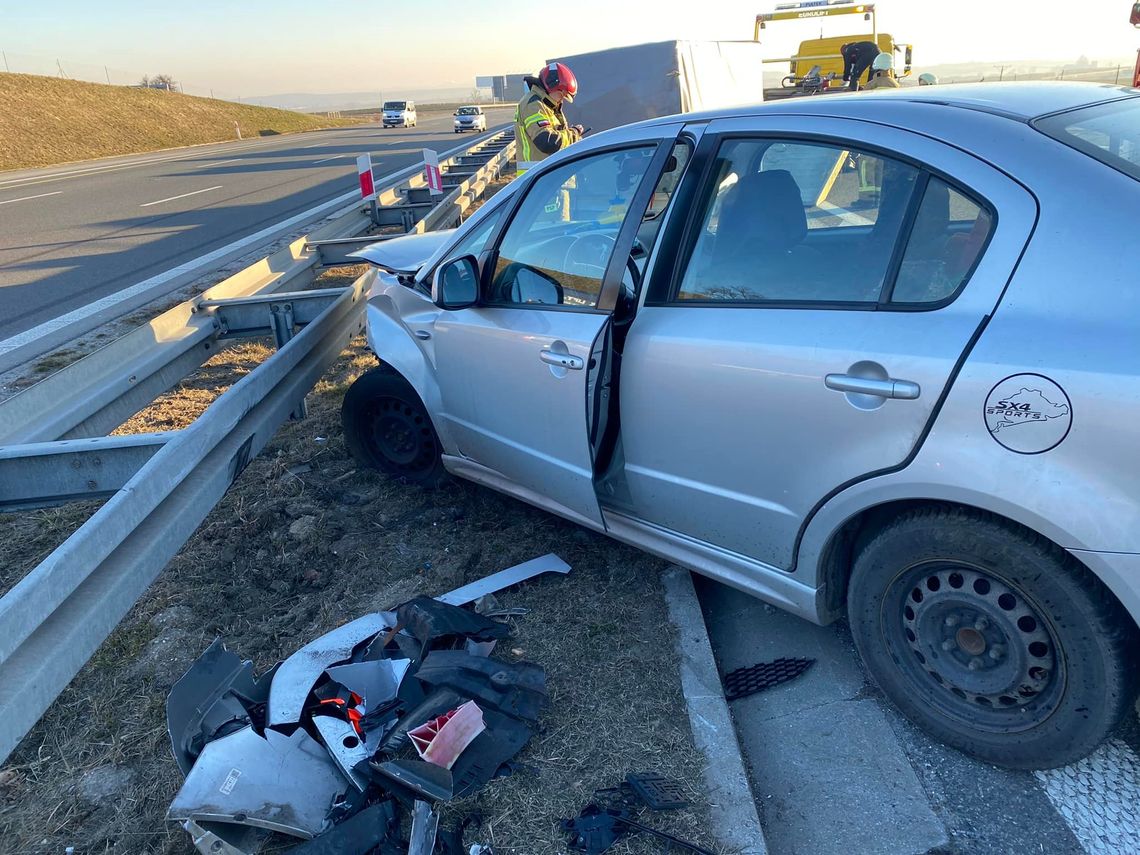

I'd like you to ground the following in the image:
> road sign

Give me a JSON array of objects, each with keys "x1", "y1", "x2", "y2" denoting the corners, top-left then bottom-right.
[
  {"x1": 357, "y1": 154, "x2": 375, "y2": 199},
  {"x1": 423, "y1": 149, "x2": 443, "y2": 195}
]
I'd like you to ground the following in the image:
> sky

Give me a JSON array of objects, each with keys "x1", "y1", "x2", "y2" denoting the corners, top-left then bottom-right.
[{"x1": 3, "y1": 0, "x2": 1138, "y2": 97}]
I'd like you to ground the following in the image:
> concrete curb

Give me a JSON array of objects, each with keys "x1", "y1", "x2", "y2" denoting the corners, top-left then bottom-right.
[{"x1": 663, "y1": 566, "x2": 767, "y2": 854}]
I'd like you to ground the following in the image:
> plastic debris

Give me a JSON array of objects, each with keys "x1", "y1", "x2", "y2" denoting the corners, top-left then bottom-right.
[
  {"x1": 165, "y1": 555, "x2": 569, "y2": 853},
  {"x1": 408, "y1": 700, "x2": 486, "y2": 769},
  {"x1": 722, "y1": 656, "x2": 815, "y2": 701}
]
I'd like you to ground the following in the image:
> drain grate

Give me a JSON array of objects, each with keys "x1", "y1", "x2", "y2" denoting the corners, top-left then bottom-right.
[{"x1": 722, "y1": 657, "x2": 815, "y2": 701}]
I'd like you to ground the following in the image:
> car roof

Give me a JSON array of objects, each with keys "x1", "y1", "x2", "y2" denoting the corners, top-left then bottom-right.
[{"x1": 646, "y1": 82, "x2": 1137, "y2": 126}]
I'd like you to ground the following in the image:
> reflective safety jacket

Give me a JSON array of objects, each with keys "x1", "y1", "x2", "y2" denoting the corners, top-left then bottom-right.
[
  {"x1": 514, "y1": 79, "x2": 580, "y2": 172},
  {"x1": 864, "y1": 70, "x2": 900, "y2": 90}
]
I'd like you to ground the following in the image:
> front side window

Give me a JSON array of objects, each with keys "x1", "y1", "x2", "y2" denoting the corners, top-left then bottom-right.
[
  {"x1": 487, "y1": 146, "x2": 657, "y2": 309},
  {"x1": 677, "y1": 139, "x2": 919, "y2": 303}
]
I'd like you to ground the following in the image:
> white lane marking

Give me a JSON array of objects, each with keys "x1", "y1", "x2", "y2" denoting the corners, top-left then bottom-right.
[
  {"x1": 815, "y1": 200, "x2": 876, "y2": 226},
  {"x1": 312, "y1": 154, "x2": 347, "y2": 164},
  {"x1": 0, "y1": 129, "x2": 356, "y2": 190},
  {"x1": 1035, "y1": 738, "x2": 1140, "y2": 855},
  {"x1": 303, "y1": 143, "x2": 325, "y2": 149},
  {"x1": 192, "y1": 158, "x2": 240, "y2": 169},
  {"x1": 0, "y1": 191, "x2": 63, "y2": 206},
  {"x1": 0, "y1": 126, "x2": 508, "y2": 361},
  {"x1": 139, "y1": 185, "x2": 223, "y2": 207}
]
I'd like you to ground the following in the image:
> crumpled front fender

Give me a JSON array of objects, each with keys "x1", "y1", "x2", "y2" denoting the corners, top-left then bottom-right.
[{"x1": 363, "y1": 270, "x2": 457, "y2": 454}]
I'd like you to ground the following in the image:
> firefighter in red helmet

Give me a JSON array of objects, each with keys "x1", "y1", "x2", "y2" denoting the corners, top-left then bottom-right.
[{"x1": 514, "y1": 62, "x2": 584, "y2": 172}]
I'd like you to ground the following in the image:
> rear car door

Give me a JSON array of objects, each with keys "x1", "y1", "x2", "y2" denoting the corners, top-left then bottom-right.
[
  {"x1": 432, "y1": 136, "x2": 674, "y2": 528},
  {"x1": 616, "y1": 115, "x2": 1038, "y2": 568}
]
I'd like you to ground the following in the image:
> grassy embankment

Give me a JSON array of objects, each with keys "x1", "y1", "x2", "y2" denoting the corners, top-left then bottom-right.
[{"x1": 0, "y1": 72, "x2": 364, "y2": 171}]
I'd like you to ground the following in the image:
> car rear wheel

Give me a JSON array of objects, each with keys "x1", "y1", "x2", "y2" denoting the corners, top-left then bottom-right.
[
  {"x1": 848, "y1": 506, "x2": 1138, "y2": 770},
  {"x1": 341, "y1": 368, "x2": 447, "y2": 486}
]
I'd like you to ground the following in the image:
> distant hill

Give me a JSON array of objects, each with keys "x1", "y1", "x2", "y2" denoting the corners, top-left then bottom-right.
[
  {"x1": 246, "y1": 88, "x2": 478, "y2": 113},
  {"x1": 0, "y1": 73, "x2": 363, "y2": 171}
]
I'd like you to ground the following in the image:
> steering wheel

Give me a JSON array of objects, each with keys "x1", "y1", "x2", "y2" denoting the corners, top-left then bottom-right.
[{"x1": 563, "y1": 233, "x2": 615, "y2": 278}]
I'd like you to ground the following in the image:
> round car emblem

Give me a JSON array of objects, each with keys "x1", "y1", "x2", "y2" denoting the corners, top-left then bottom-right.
[{"x1": 983, "y1": 374, "x2": 1072, "y2": 454}]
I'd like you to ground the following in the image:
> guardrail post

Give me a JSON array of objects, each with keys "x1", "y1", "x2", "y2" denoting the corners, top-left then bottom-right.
[{"x1": 270, "y1": 302, "x2": 306, "y2": 419}]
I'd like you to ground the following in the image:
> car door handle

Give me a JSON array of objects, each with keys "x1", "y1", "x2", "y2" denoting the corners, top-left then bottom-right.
[
  {"x1": 540, "y1": 349, "x2": 584, "y2": 370},
  {"x1": 825, "y1": 374, "x2": 921, "y2": 400}
]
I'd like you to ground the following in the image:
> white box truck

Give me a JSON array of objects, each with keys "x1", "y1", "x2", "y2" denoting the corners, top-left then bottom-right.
[{"x1": 547, "y1": 40, "x2": 766, "y2": 134}]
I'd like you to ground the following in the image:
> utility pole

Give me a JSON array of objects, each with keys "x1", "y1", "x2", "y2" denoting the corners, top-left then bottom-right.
[
  {"x1": 2, "y1": 51, "x2": 9, "y2": 73},
  {"x1": 104, "y1": 65, "x2": 110, "y2": 84},
  {"x1": 56, "y1": 58, "x2": 65, "y2": 78}
]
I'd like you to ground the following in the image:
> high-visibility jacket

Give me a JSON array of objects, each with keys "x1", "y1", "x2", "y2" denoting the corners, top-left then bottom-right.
[
  {"x1": 514, "y1": 80, "x2": 580, "y2": 172},
  {"x1": 864, "y1": 70, "x2": 900, "y2": 90}
]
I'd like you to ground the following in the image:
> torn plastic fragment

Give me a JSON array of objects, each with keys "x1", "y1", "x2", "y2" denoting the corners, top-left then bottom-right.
[
  {"x1": 183, "y1": 818, "x2": 266, "y2": 855},
  {"x1": 436, "y1": 553, "x2": 571, "y2": 606},
  {"x1": 267, "y1": 612, "x2": 395, "y2": 727},
  {"x1": 408, "y1": 800, "x2": 440, "y2": 855},
  {"x1": 415, "y1": 650, "x2": 547, "y2": 721},
  {"x1": 325, "y1": 658, "x2": 411, "y2": 709},
  {"x1": 395, "y1": 598, "x2": 510, "y2": 660},
  {"x1": 167, "y1": 638, "x2": 273, "y2": 776},
  {"x1": 370, "y1": 758, "x2": 454, "y2": 802},
  {"x1": 168, "y1": 726, "x2": 349, "y2": 839},
  {"x1": 408, "y1": 700, "x2": 486, "y2": 770},
  {"x1": 283, "y1": 801, "x2": 397, "y2": 854},
  {"x1": 312, "y1": 716, "x2": 372, "y2": 791}
]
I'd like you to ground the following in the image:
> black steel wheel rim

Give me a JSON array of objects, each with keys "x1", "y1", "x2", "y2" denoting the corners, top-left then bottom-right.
[
  {"x1": 365, "y1": 396, "x2": 438, "y2": 475},
  {"x1": 880, "y1": 561, "x2": 1066, "y2": 733}
]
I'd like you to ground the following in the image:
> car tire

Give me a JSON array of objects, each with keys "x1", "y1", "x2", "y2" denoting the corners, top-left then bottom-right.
[
  {"x1": 848, "y1": 506, "x2": 1138, "y2": 770},
  {"x1": 341, "y1": 368, "x2": 448, "y2": 487}
]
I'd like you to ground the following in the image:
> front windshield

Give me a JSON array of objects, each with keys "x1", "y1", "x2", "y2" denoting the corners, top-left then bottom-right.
[
  {"x1": 457, "y1": 107, "x2": 480, "y2": 115},
  {"x1": 383, "y1": 101, "x2": 407, "y2": 111}
]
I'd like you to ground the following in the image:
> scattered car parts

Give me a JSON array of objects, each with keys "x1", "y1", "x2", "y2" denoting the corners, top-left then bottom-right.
[{"x1": 165, "y1": 555, "x2": 569, "y2": 853}]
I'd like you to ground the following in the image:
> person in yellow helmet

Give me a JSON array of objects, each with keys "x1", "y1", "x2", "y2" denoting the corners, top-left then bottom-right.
[{"x1": 514, "y1": 62, "x2": 584, "y2": 173}]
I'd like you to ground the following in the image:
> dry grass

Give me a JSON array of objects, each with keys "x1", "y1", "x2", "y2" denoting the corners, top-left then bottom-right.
[
  {"x1": 0, "y1": 316, "x2": 718, "y2": 853},
  {"x1": 0, "y1": 73, "x2": 365, "y2": 171}
]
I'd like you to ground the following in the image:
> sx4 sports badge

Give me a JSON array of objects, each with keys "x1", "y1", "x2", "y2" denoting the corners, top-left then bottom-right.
[{"x1": 983, "y1": 374, "x2": 1072, "y2": 454}]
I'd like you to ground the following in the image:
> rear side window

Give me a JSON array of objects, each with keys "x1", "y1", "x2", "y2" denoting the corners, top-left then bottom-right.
[
  {"x1": 669, "y1": 136, "x2": 992, "y2": 309},
  {"x1": 675, "y1": 139, "x2": 919, "y2": 303},
  {"x1": 890, "y1": 178, "x2": 993, "y2": 305},
  {"x1": 1034, "y1": 98, "x2": 1140, "y2": 181}
]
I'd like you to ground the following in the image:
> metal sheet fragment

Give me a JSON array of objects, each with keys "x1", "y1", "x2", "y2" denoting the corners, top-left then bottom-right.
[
  {"x1": 267, "y1": 612, "x2": 395, "y2": 727},
  {"x1": 168, "y1": 726, "x2": 349, "y2": 839}
]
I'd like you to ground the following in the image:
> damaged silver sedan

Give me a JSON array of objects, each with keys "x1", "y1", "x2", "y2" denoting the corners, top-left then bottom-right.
[{"x1": 343, "y1": 83, "x2": 1140, "y2": 771}]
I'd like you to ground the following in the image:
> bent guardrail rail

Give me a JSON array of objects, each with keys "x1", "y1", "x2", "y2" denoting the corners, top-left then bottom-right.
[{"x1": 0, "y1": 131, "x2": 516, "y2": 763}]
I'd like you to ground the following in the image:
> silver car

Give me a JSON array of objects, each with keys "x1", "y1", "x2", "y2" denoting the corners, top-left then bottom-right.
[{"x1": 342, "y1": 83, "x2": 1140, "y2": 770}]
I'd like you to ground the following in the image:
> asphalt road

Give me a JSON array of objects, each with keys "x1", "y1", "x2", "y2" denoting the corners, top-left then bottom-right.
[
  {"x1": 0, "y1": 109, "x2": 514, "y2": 342},
  {"x1": 699, "y1": 578, "x2": 1140, "y2": 855}
]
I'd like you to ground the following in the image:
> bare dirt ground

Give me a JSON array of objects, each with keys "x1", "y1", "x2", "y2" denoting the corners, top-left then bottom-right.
[{"x1": 0, "y1": 266, "x2": 718, "y2": 853}]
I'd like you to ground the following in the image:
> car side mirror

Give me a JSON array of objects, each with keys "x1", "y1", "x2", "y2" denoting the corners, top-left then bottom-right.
[{"x1": 433, "y1": 255, "x2": 480, "y2": 309}]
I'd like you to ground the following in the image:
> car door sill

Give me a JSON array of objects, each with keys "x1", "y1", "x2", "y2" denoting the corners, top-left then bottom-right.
[
  {"x1": 441, "y1": 455, "x2": 607, "y2": 533},
  {"x1": 601, "y1": 509, "x2": 823, "y2": 624},
  {"x1": 442, "y1": 453, "x2": 823, "y2": 624}
]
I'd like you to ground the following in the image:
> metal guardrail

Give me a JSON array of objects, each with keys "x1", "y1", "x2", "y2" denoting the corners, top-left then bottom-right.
[{"x1": 0, "y1": 130, "x2": 516, "y2": 763}]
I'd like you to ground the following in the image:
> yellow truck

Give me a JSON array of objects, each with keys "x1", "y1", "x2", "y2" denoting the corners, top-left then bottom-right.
[{"x1": 754, "y1": 1, "x2": 912, "y2": 95}]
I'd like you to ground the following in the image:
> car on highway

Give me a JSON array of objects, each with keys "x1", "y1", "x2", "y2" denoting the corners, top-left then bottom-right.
[
  {"x1": 342, "y1": 82, "x2": 1140, "y2": 770},
  {"x1": 454, "y1": 105, "x2": 488, "y2": 134},
  {"x1": 382, "y1": 100, "x2": 417, "y2": 128}
]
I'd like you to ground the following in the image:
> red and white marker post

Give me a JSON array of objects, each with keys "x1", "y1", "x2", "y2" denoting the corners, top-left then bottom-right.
[
  {"x1": 423, "y1": 149, "x2": 443, "y2": 195},
  {"x1": 358, "y1": 154, "x2": 380, "y2": 223}
]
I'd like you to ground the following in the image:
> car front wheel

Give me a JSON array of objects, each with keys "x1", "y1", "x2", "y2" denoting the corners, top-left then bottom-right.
[
  {"x1": 341, "y1": 368, "x2": 447, "y2": 486},
  {"x1": 848, "y1": 506, "x2": 1138, "y2": 770}
]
